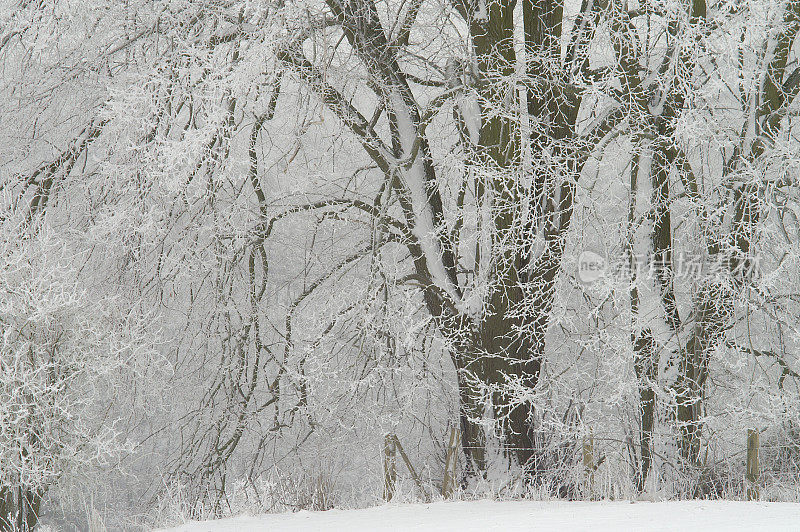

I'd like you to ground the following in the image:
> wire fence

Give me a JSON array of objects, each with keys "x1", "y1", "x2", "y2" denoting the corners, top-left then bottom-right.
[{"x1": 373, "y1": 428, "x2": 800, "y2": 503}]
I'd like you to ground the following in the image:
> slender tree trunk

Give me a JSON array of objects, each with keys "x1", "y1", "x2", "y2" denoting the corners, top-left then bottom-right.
[
  {"x1": 0, "y1": 486, "x2": 43, "y2": 532},
  {"x1": 633, "y1": 331, "x2": 656, "y2": 491}
]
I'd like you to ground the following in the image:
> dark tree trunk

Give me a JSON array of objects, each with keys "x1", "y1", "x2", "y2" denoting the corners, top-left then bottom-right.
[
  {"x1": 0, "y1": 486, "x2": 43, "y2": 532},
  {"x1": 633, "y1": 330, "x2": 656, "y2": 491}
]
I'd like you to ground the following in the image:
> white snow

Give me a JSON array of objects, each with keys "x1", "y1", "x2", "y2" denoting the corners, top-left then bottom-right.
[
  {"x1": 157, "y1": 499, "x2": 800, "y2": 531},
  {"x1": 389, "y1": 91, "x2": 461, "y2": 307}
]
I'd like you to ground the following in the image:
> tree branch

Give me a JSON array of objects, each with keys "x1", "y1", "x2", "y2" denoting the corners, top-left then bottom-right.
[{"x1": 277, "y1": 46, "x2": 393, "y2": 174}]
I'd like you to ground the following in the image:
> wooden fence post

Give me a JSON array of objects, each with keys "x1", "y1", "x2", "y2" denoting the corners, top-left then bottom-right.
[
  {"x1": 384, "y1": 433, "x2": 396, "y2": 501},
  {"x1": 746, "y1": 429, "x2": 760, "y2": 501},
  {"x1": 392, "y1": 435, "x2": 429, "y2": 501}
]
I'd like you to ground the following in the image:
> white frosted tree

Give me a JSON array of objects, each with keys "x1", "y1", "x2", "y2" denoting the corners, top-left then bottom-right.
[{"x1": 3, "y1": 0, "x2": 800, "y2": 523}]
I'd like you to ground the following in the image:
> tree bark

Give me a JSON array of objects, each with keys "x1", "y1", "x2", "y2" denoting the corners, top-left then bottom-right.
[{"x1": 0, "y1": 486, "x2": 43, "y2": 532}]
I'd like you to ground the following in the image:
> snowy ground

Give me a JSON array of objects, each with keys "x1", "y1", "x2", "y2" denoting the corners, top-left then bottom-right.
[{"x1": 158, "y1": 499, "x2": 800, "y2": 531}]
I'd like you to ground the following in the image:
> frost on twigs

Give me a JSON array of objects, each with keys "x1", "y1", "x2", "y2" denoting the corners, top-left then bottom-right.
[{"x1": 0, "y1": 233, "x2": 157, "y2": 529}]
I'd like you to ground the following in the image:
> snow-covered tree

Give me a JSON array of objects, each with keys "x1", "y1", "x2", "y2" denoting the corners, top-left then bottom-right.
[{"x1": 3, "y1": 0, "x2": 800, "y2": 525}]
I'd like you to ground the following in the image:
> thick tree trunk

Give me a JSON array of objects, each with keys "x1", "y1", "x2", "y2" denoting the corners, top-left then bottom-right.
[
  {"x1": 467, "y1": 0, "x2": 578, "y2": 476},
  {"x1": 455, "y1": 351, "x2": 488, "y2": 476},
  {"x1": 479, "y1": 308, "x2": 544, "y2": 472},
  {"x1": 285, "y1": 0, "x2": 603, "y2": 484}
]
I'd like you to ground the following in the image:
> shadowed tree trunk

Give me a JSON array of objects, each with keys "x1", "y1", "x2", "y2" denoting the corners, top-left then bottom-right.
[
  {"x1": 614, "y1": 0, "x2": 704, "y2": 482},
  {"x1": 278, "y1": 0, "x2": 619, "y2": 480}
]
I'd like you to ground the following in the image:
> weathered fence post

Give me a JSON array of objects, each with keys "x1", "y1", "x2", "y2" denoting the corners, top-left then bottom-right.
[
  {"x1": 384, "y1": 433, "x2": 397, "y2": 501},
  {"x1": 392, "y1": 435, "x2": 429, "y2": 501},
  {"x1": 583, "y1": 431, "x2": 595, "y2": 500},
  {"x1": 746, "y1": 429, "x2": 760, "y2": 501}
]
